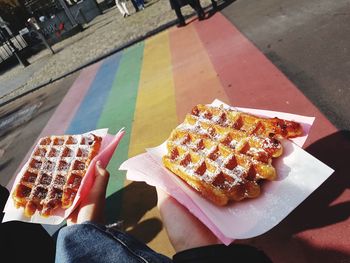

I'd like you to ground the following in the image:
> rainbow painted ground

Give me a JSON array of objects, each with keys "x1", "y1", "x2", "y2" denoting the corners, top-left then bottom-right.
[{"x1": 29, "y1": 13, "x2": 336, "y2": 255}]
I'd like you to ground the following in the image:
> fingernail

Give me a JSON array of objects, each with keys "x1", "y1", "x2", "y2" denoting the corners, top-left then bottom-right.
[{"x1": 96, "y1": 160, "x2": 101, "y2": 167}]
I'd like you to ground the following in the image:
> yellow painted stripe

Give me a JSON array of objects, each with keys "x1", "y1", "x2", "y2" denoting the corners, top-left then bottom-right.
[
  {"x1": 123, "y1": 32, "x2": 177, "y2": 255},
  {"x1": 128, "y1": 31, "x2": 178, "y2": 157}
]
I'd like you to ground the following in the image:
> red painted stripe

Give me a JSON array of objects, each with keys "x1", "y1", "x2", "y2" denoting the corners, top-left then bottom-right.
[
  {"x1": 193, "y1": 13, "x2": 336, "y2": 146},
  {"x1": 169, "y1": 23, "x2": 230, "y2": 121}
]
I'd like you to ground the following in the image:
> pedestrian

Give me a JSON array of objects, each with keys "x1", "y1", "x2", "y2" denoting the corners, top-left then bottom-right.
[
  {"x1": 169, "y1": 0, "x2": 206, "y2": 27},
  {"x1": 211, "y1": 0, "x2": 227, "y2": 10},
  {"x1": 115, "y1": 0, "x2": 130, "y2": 18},
  {"x1": 130, "y1": 0, "x2": 145, "y2": 12},
  {"x1": 130, "y1": 0, "x2": 139, "y2": 12},
  {"x1": 55, "y1": 161, "x2": 273, "y2": 262},
  {"x1": 134, "y1": 0, "x2": 145, "y2": 10}
]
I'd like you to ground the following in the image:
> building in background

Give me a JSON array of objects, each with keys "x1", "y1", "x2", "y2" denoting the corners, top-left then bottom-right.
[
  {"x1": 0, "y1": 0, "x2": 29, "y2": 32},
  {"x1": 0, "y1": 0, "x2": 101, "y2": 66}
]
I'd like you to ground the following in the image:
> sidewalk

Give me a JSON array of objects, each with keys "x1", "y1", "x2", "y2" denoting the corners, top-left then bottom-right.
[
  {"x1": 0, "y1": 0, "x2": 214, "y2": 106},
  {"x1": 0, "y1": 55, "x2": 51, "y2": 99}
]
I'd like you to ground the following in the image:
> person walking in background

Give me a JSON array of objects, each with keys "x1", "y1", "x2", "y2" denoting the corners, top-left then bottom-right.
[
  {"x1": 211, "y1": 0, "x2": 228, "y2": 10},
  {"x1": 130, "y1": 0, "x2": 139, "y2": 12},
  {"x1": 115, "y1": 0, "x2": 130, "y2": 18},
  {"x1": 134, "y1": 0, "x2": 145, "y2": 10},
  {"x1": 170, "y1": 0, "x2": 205, "y2": 27}
]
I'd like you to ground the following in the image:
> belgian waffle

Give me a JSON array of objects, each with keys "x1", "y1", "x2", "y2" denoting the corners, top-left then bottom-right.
[
  {"x1": 191, "y1": 104, "x2": 303, "y2": 139},
  {"x1": 12, "y1": 133, "x2": 102, "y2": 217},
  {"x1": 162, "y1": 104, "x2": 302, "y2": 206}
]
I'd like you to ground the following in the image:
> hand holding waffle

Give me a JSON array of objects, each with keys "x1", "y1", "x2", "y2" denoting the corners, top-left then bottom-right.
[
  {"x1": 156, "y1": 187, "x2": 220, "y2": 252},
  {"x1": 12, "y1": 133, "x2": 102, "y2": 217},
  {"x1": 67, "y1": 161, "x2": 109, "y2": 225}
]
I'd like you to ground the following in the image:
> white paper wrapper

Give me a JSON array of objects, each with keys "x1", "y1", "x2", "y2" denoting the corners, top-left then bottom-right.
[
  {"x1": 120, "y1": 100, "x2": 334, "y2": 244},
  {"x1": 3, "y1": 128, "x2": 125, "y2": 225}
]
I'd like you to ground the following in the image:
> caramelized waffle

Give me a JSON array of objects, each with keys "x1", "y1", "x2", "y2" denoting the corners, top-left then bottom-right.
[
  {"x1": 12, "y1": 133, "x2": 102, "y2": 217},
  {"x1": 162, "y1": 104, "x2": 302, "y2": 206},
  {"x1": 191, "y1": 104, "x2": 303, "y2": 139}
]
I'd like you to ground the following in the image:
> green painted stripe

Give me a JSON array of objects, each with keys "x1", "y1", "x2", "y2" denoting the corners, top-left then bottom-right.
[{"x1": 96, "y1": 42, "x2": 144, "y2": 221}]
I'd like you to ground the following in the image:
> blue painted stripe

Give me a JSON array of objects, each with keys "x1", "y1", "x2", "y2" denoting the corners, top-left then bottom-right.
[{"x1": 66, "y1": 52, "x2": 123, "y2": 134}]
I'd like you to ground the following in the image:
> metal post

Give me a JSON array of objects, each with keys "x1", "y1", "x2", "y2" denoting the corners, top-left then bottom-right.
[
  {"x1": 75, "y1": 8, "x2": 87, "y2": 24},
  {"x1": 0, "y1": 16, "x2": 11, "y2": 35},
  {"x1": 36, "y1": 30, "x2": 55, "y2": 54},
  {"x1": 27, "y1": 18, "x2": 55, "y2": 54},
  {"x1": 57, "y1": 0, "x2": 78, "y2": 27}
]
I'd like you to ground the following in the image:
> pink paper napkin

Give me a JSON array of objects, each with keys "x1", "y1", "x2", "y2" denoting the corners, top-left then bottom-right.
[
  {"x1": 119, "y1": 101, "x2": 334, "y2": 244},
  {"x1": 3, "y1": 128, "x2": 125, "y2": 225}
]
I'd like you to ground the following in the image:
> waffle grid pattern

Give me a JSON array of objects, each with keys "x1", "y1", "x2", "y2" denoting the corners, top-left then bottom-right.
[
  {"x1": 12, "y1": 133, "x2": 101, "y2": 217},
  {"x1": 163, "y1": 104, "x2": 302, "y2": 206}
]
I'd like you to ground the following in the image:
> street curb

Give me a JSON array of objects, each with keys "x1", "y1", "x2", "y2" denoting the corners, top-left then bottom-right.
[{"x1": 0, "y1": 18, "x2": 178, "y2": 108}]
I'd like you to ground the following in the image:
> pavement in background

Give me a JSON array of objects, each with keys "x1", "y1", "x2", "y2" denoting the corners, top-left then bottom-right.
[
  {"x1": 0, "y1": 0, "x2": 215, "y2": 105},
  {"x1": 0, "y1": 55, "x2": 51, "y2": 99},
  {"x1": 222, "y1": 0, "x2": 350, "y2": 130}
]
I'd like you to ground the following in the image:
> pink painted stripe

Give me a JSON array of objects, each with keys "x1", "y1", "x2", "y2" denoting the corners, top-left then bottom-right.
[
  {"x1": 169, "y1": 23, "x2": 229, "y2": 121},
  {"x1": 40, "y1": 61, "x2": 103, "y2": 136},
  {"x1": 194, "y1": 13, "x2": 336, "y2": 146}
]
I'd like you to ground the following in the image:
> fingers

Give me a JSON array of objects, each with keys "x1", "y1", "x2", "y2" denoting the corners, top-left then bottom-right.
[
  {"x1": 95, "y1": 160, "x2": 109, "y2": 178},
  {"x1": 82, "y1": 160, "x2": 109, "y2": 203},
  {"x1": 156, "y1": 186, "x2": 219, "y2": 252},
  {"x1": 73, "y1": 161, "x2": 110, "y2": 224},
  {"x1": 66, "y1": 208, "x2": 78, "y2": 226},
  {"x1": 93, "y1": 160, "x2": 110, "y2": 195}
]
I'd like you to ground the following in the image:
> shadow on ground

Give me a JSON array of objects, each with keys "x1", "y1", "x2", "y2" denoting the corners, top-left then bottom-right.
[
  {"x1": 240, "y1": 130, "x2": 350, "y2": 262},
  {"x1": 106, "y1": 181, "x2": 162, "y2": 244}
]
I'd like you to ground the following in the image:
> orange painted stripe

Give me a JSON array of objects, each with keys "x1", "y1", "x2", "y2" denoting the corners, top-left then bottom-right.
[{"x1": 169, "y1": 23, "x2": 230, "y2": 121}]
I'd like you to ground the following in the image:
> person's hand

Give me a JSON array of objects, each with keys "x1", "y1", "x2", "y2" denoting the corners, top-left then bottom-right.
[
  {"x1": 67, "y1": 161, "x2": 109, "y2": 225},
  {"x1": 156, "y1": 187, "x2": 220, "y2": 252}
]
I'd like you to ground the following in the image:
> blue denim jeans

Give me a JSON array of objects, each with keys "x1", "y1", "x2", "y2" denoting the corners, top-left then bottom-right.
[
  {"x1": 56, "y1": 222, "x2": 172, "y2": 263},
  {"x1": 134, "y1": 0, "x2": 144, "y2": 8}
]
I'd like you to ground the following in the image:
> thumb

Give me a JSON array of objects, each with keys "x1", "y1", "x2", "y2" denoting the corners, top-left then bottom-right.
[
  {"x1": 82, "y1": 160, "x2": 109, "y2": 203},
  {"x1": 74, "y1": 161, "x2": 110, "y2": 224},
  {"x1": 91, "y1": 160, "x2": 109, "y2": 195}
]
